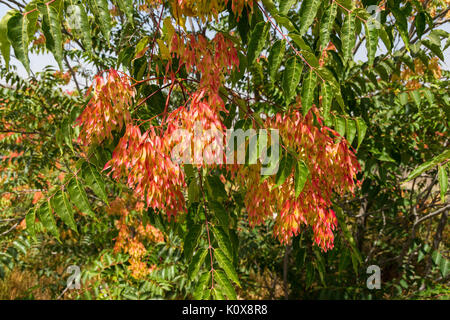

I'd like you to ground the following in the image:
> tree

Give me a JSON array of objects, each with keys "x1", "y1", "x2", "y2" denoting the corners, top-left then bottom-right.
[{"x1": 0, "y1": 0, "x2": 448, "y2": 299}]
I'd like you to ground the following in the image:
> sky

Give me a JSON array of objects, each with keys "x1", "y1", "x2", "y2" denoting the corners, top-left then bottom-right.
[{"x1": 0, "y1": 3, "x2": 449, "y2": 81}]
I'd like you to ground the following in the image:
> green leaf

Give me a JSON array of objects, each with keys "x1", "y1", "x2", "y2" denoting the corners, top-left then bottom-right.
[
  {"x1": 212, "y1": 227, "x2": 233, "y2": 261},
  {"x1": 193, "y1": 272, "x2": 211, "y2": 300},
  {"x1": 261, "y1": 0, "x2": 277, "y2": 14},
  {"x1": 188, "y1": 179, "x2": 200, "y2": 203},
  {"x1": 6, "y1": 12, "x2": 31, "y2": 73},
  {"x1": 379, "y1": 26, "x2": 391, "y2": 51},
  {"x1": 273, "y1": 14, "x2": 297, "y2": 32},
  {"x1": 214, "y1": 269, "x2": 237, "y2": 299},
  {"x1": 335, "y1": 116, "x2": 346, "y2": 137},
  {"x1": 208, "y1": 201, "x2": 229, "y2": 227},
  {"x1": 313, "y1": 249, "x2": 326, "y2": 286},
  {"x1": 134, "y1": 36, "x2": 149, "y2": 59},
  {"x1": 289, "y1": 33, "x2": 320, "y2": 68},
  {"x1": 316, "y1": 66, "x2": 336, "y2": 83},
  {"x1": 247, "y1": 21, "x2": 269, "y2": 66},
  {"x1": 374, "y1": 60, "x2": 390, "y2": 81},
  {"x1": 440, "y1": 259, "x2": 449, "y2": 278},
  {"x1": 268, "y1": 39, "x2": 285, "y2": 81},
  {"x1": 298, "y1": 0, "x2": 321, "y2": 36},
  {"x1": 334, "y1": 0, "x2": 354, "y2": 10},
  {"x1": 422, "y1": 39, "x2": 444, "y2": 61},
  {"x1": 184, "y1": 224, "x2": 202, "y2": 259},
  {"x1": 321, "y1": 82, "x2": 333, "y2": 121},
  {"x1": 341, "y1": 12, "x2": 356, "y2": 64},
  {"x1": 350, "y1": 249, "x2": 360, "y2": 276},
  {"x1": 439, "y1": 257, "x2": 449, "y2": 278},
  {"x1": 188, "y1": 248, "x2": 208, "y2": 280},
  {"x1": 376, "y1": 148, "x2": 396, "y2": 163},
  {"x1": 346, "y1": 118, "x2": 357, "y2": 145},
  {"x1": 37, "y1": 200, "x2": 60, "y2": 240},
  {"x1": 279, "y1": 0, "x2": 297, "y2": 15},
  {"x1": 212, "y1": 287, "x2": 225, "y2": 300},
  {"x1": 410, "y1": 90, "x2": 421, "y2": 107},
  {"x1": 25, "y1": 5, "x2": 39, "y2": 43},
  {"x1": 67, "y1": 177, "x2": 95, "y2": 218},
  {"x1": 423, "y1": 88, "x2": 435, "y2": 105},
  {"x1": 294, "y1": 160, "x2": 309, "y2": 197},
  {"x1": 38, "y1": 2, "x2": 63, "y2": 70},
  {"x1": 214, "y1": 248, "x2": 240, "y2": 287},
  {"x1": 24, "y1": 1, "x2": 39, "y2": 32},
  {"x1": 432, "y1": 251, "x2": 449, "y2": 278},
  {"x1": 51, "y1": 189, "x2": 78, "y2": 233},
  {"x1": 364, "y1": 19, "x2": 378, "y2": 66},
  {"x1": 116, "y1": 0, "x2": 134, "y2": 26},
  {"x1": 319, "y1": 2, "x2": 337, "y2": 50},
  {"x1": 282, "y1": 56, "x2": 303, "y2": 104},
  {"x1": 81, "y1": 162, "x2": 108, "y2": 204},
  {"x1": 39, "y1": 5, "x2": 54, "y2": 52},
  {"x1": 399, "y1": 279, "x2": 408, "y2": 289},
  {"x1": 93, "y1": 0, "x2": 112, "y2": 43},
  {"x1": 184, "y1": 164, "x2": 195, "y2": 179},
  {"x1": 0, "y1": 11, "x2": 14, "y2": 70},
  {"x1": 391, "y1": 7, "x2": 409, "y2": 51},
  {"x1": 77, "y1": 4, "x2": 93, "y2": 54},
  {"x1": 275, "y1": 154, "x2": 293, "y2": 187},
  {"x1": 61, "y1": 118, "x2": 74, "y2": 152},
  {"x1": 25, "y1": 208, "x2": 36, "y2": 238},
  {"x1": 12, "y1": 238, "x2": 28, "y2": 255},
  {"x1": 305, "y1": 261, "x2": 314, "y2": 288},
  {"x1": 405, "y1": 149, "x2": 450, "y2": 182},
  {"x1": 398, "y1": 92, "x2": 409, "y2": 106},
  {"x1": 432, "y1": 250, "x2": 441, "y2": 265},
  {"x1": 414, "y1": 12, "x2": 426, "y2": 39},
  {"x1": 356, "y1": 118, "x2": 367, "y2": 150},
  {"x1": 202, "y1": 287, "x2": 211, "y2": 300},
  {"x1": 438, "y1": 165, "x2": 448, "y2": 203},
  {"x1": 205, "y1": 175, "x2": 226, "y2": 202},
  {"x1": 334, "y1": 85, "x2": 346, "y2": 112},
  {"x1": 301, "y1": 70, "x2": 317, "y2": 115},
  {"x1": 417, "y1": 250, "x2": 425, "y2": 263},
  {"x1": 338, "y1": 251, "x2": 350, "y2": 273}
]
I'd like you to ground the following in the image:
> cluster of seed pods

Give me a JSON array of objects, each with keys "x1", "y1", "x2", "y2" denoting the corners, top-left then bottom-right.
[{"x1": 230, "y1": 109, "x2": 360, "y2": 251}]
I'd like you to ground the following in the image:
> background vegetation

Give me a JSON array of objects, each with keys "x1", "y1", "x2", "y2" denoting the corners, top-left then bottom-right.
[{"x1": 0, "y1": 0, "x2": 449, "y2": 300}]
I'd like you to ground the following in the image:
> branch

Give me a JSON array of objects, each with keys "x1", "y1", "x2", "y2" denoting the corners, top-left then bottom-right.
[
  {"x1": 0, "y1": 221, "x2": 21, "y2": 237},
  {"x1": 0, "y1": 0, "x2": 20, "y2": 11},
  {"x1": 353, "y1": 35, "x2": 365, "y2": 56},
  {"x1": 282, "y1": 243, "x2": 292, "y2": 300},
  {"x1": 0, "y1": 217, "x2": 24, "y2": 223},
  {"x1": 62, "y1": 27, "x2": 86, "y2": 53},
  {"x1": 414, "y1": 204, "x2": 450, "y2": 226},
  {"x1": 0, "y1": 129, "x2": 43, "y2": 135},
  {"x1": 64, "y1": 55, "x2": 81, "y2": 92}
]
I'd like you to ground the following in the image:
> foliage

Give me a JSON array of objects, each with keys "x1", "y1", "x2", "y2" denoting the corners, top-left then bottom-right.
[{"x1": 0, "y1": 0, "x2": 449, "y2": 300}]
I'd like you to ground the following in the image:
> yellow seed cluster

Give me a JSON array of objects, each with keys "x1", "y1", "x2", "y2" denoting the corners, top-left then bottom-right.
[
  {"x1": 108, "y1": 194, "x2": 164, "y2": 280},
  {"x1": 393, "y1": 57, "x2": 442, "y2": 89}
]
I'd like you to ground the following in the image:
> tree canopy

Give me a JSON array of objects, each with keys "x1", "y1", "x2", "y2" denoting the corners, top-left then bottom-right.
[{"x1": 0, "y1": 0, "x2": 449, "y2": 300}]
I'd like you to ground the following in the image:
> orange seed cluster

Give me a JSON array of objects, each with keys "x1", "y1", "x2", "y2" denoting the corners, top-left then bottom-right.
[
  {"x1": 76, "y1": 70, "x2": 135, "y2": 146},
  {"x1": 230, "y1": 109, "x2": 360, "y2": 251}
]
